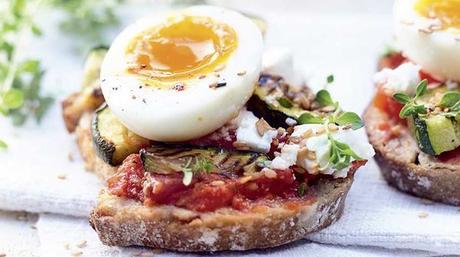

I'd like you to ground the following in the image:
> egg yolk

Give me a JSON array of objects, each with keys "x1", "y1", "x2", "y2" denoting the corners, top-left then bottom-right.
[
  {"x1": 126, "y1": 16, "x2": 238, "y2": 82},
  {"x1": 415, "y1": 0, "x2": 460, "y2": 30}
]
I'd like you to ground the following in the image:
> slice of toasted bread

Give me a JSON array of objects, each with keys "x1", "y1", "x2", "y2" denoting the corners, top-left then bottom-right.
[
  {"x1": 364, "y1": 104, "x2": 460, "y2": 205},
  {"x1": 89, "y1": 174, "x2": 353, "y2": 252},
  {"x1": 75, "y1": 113, "x2": 117, "y2": 179}
]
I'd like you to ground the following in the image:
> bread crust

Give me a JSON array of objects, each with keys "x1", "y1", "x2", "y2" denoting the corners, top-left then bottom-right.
[
  {"x1": 75, "y1": 112, "x2": 117, "y2": 179},
  {"x1": 364, "y1": 104, "x2": 460, "y2": 205},
  {"x1": 90, "y1": 174, "x2": 353, "y2": 252}
]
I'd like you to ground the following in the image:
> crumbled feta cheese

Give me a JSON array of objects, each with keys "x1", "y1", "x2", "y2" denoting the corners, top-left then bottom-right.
[
  {"x1": 374, "y1": 62, "x2": 421, "y2": 95},
  {"x1": 446, "y1": 80, "x2": 459, "y2": 90},
  {"x1": 272, "y1": 124, "x2": 375, "y2": 178},
  {"x1": 263, "y1": 47, "x2": 305, "y2": 88},
  {"x1": 285, "y1": 117, "x2": 297, "y2": 126},
  {"x1": 270, "y1": 144, "x2": 300, "y2": 170},
  {"x1": 235, "y1": 110, "x2": 277, "y2": 153}
]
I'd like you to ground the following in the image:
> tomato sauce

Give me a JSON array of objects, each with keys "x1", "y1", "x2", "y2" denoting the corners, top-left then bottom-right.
[
  {"x1": 108, "y1": 154, "x2": 367, "y2": 212},
  {"x1": 373, "y1": 88, "x2": 404, "y2": 122},
  {"x1": 437, "y1": 147, "x2": 460, "y2": 164}
]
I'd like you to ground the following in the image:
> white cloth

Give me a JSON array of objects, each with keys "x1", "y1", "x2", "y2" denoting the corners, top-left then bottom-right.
[
  {"x1": 0, "y1": 2, "x2": 459, "y2": 256},
  {"x1": 36, "y1": 213, "x2": 432, "y2": 257}
]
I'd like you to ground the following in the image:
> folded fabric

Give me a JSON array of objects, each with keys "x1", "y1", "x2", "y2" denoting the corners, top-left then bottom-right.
[{"x1": 37, "y1": 213, "x2": 433, "y2": 257}]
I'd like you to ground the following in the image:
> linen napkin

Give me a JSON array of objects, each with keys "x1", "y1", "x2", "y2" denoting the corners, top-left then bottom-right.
[
  {"x1": 36, "y1": 213, "x2": 434, "y2": 257},
  {"x1": 1, "y1": 4, "x2": 460, "y2": 255}
]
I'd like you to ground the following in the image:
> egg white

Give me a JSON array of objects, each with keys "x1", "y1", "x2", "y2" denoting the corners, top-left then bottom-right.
[
  {"x1": 100, "y1": 6, "x2": 263, "y2": 142},
  {"x1": 394, "y1": 0, "x2": 460, "y2": 81}
]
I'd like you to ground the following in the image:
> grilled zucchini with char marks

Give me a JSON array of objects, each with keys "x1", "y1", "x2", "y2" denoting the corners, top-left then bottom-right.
[
  {"x1": 92, "y1": 105, "x2": 150, "y2": 166},
  {"x1": 141, "y1": 145, "x2": 268, "y2": 176},
  {"x1": 247, "y1": 74, "x2": 319, "y2": 128}
]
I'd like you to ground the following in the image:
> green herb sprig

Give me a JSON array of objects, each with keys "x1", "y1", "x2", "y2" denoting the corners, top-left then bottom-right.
[
  {"x1": 393, "y1": 79, "x2": 428, "y2": 118},
  {"x1": 298, "y1": 89, "x2": 364, "y2": 130},
  {"x1": 182, "y1": 157, "x2": 214, "y2": 186},
  {"x1": 0, "y1": 0, "x2": 54, "y2": 131},
  {"x1": 50, "y1": 0, "x2": 125, "y2": 51},
  {"x1": 439, "y1": 91, "x2": 460, "y2": 118},
  {"x1": 297, "y1": 85, "x2": 364, "y2": 171}
]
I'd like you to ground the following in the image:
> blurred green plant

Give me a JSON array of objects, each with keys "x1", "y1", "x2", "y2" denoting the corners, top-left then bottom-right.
[
  {"x1": 0, "y1": 0, "x2": 54, "y2": 129},
  {"x1": 0, "y1": 0, "x2": 126, "y2": 149},
  {"x1": 50, "y1": 0, "x2": 125, "y2": 50}
]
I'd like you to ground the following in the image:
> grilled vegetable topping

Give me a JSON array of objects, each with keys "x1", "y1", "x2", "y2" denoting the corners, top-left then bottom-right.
[
  {"x1": 247, "y1": 74, "x2": 318, "y2": 128},
  {"x1": 92, "y1": 105, "x2": 150, "y2": 165},
  {"x1": 140, "y1": 145, "x2": 268, "y2": 181},
  {"x1": 394, "y1": 82, "x2": 460, "y2": 155}
]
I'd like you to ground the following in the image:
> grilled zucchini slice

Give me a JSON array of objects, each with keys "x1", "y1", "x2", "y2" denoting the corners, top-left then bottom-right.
[
  {"x1": 92, "y1": 105, "x2": 150, "y2": 165},
  {"x1": 412, "y1": 115, "x2": 460, "y2": 155},
  {"x1": 247, "y1": 74, "x2": 318, "y2": 128},
  {"x1": 82, "y1": 46, "x2": 108, "y2": 89},
  {"x1": 140, "y1": 145, "x2": 268, "y2": 176}
]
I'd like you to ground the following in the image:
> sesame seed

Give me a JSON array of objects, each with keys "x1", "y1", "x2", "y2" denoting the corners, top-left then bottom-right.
[
  {"x1": 57, "y1": 174, "x2": 67, "y2": 180},
  {"x1": 418, "y1": 212, "x2": 429, "y2": 218},
  {"x1": 239, "y1": 176, "x2": 252, "y2": 184},
  {"x1": 263, "y1": 168, "x2": 277, "y2": 178},
  {"x1": 237, "y1": 71, "x2": 246, "y2": 76},
  {"x1": 76, "y1": 240, "x2": 87, "y2": 248},
  {"x1": 211, "y1": 180, "x2": 225, "y2": 186},
  {"x1": 199, "y1": 75, "x2": 206, "y2": 79}
]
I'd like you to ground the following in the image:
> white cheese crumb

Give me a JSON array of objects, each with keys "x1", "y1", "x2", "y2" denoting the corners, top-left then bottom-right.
[
  {"x1": 446, "y1": 80, "x2": 459, "y2": 90},
  {"x1": 274, "y1": 124, "x2": 375, "y2": 178},
  {"x1": 285, "y1": 117, "x2": 297, "y2": 126},
  {"x1": 270, "y1": 144, "x2": 300, "y2": 170},
  {"x1": 374, "y1": 62, "x2": 421, "y2": 95},
  {"x1": 235, "y1": 110, "x2": 277, "y2": 153}
]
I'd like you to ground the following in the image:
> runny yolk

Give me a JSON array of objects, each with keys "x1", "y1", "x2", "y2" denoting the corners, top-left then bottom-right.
[
  {"x1": 415, "y1": 0, "x2": 460, "y2": 30},
  {"x1": 126, "y1": 15, "x2": 238, "y2": 82}
]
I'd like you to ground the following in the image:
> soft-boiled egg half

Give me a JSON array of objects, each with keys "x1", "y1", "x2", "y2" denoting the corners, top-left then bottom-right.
[
  {"x1": 394, "y1": 0, "x2": 460, "y2": 81},
  {"x1": 100, "y1": 6, "x2": 263, "y2": 142}
]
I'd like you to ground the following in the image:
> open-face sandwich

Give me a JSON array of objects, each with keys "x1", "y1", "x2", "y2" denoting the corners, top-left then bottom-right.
[
  {"x1": 365, "y1": 0, "x2": 460, "y2": 205},
  {"x1": 63, "y1": 6, "x2": 374, "y2": 252}
]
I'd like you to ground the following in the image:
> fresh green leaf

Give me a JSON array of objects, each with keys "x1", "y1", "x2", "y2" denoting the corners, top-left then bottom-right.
[
  {"x1": 399, "y1": 104, "x2": 415, "y2": 118},
  {"x1": 297, "y1": 112, "x2": 324, "y2": 125},
  {"x1": 415, "y1": 79, "x2": 428, "y2": 98},
  {"x1": 31, "y1": 24, "x2": 42, "y2": 36},
  {"x1": 3, "y1": 89, "x2": 24, "y2": 110},
  {"x1": 315, "y1": 89, "x2": 335, "y2": 107},
  {"x1": 298, "y1": 182, "x2": 306, "y2": 197},
  {"x1": 0, "y1": 139, "x2": 7, "y2": 150},
  {"x1": 393, "y1": 93, "x2": 411, "y2": 104},
  {"x1": 327, "y1": 74, "x2": 334, "y2": 84},
  {"x1": 277, "y1": 97, "x2": 293, "y2": 109},
  {"x1": 18, "y1": 59, "x2": 39, "y2": 73},
  {"x1": 439, "y1": 91, "x2": 460, "y2": 109},
  {"x1": 335, "y1": 112, "x2": 364, "y2": 130},
  {"x1": 328, "y1": 137, "x2": 362, "y2": 171}
]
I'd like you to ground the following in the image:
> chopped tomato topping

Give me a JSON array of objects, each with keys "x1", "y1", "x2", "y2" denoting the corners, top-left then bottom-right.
[
  {"x1": 379, "y1": 52, "x2": 406, "y2": 70},
  {"x1": 108, "y1": 154, "x2": 145, "y2": 202},
  {"x1": 437, "y1": 148, "x2": 460, "y2": 164},
  {"x1": 373, "y1": 88, "x2": 404, "y2": 122},
  {"x1": 419, "y1": 70, "x2": 441, "y2": 85},
  {"x1": 109, "y1": 155, "x2": 364, "y2": 212}
]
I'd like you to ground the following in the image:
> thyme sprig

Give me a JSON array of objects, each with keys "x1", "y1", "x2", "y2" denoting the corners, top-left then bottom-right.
[
  {"x1": 0, "y1": 0, "x2": 54, "y2": 128},
  {"x1": 298, "y1": 89, "x2": 364, "y2": 130},
  {"x1": 393, "y1": 79, "x2": 428, "y2": 118},
  {"x1": 182, "y1": 157, "x2": 214, "y2": 186}
]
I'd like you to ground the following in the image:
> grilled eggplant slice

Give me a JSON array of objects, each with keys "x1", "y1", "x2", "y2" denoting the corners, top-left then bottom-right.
[
  {"x1": 140, "y1": 145, "x2": 268, "y2": 176},
  {"x1": 62, "y1": 47, "x2": 108, "y2": 132},
  {"x1": 247, "y1": 74, "x2": 318, "y2": 128},
  {"x1": 92, "y1": 105, "x2": 150, "y2": 165}
]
